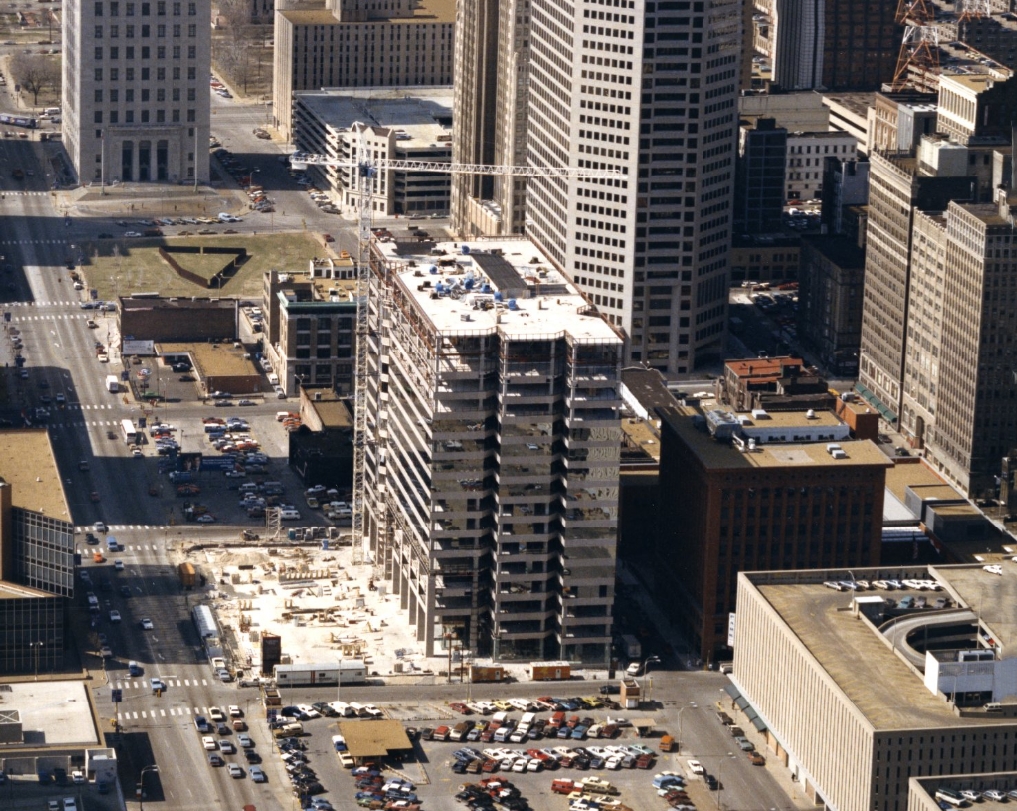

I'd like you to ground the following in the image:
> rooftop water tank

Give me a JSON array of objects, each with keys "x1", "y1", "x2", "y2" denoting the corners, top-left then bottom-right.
[
  {"x1": 494, "y1": 292, "x2": 504, "y2": 302},
  {"x1": 481, "y1": 284, "x2": 492, "y2": 294},
  {"x1": 462, "y1": 245, "x2": 471, "y2": 255},
  {"x1": 429, "y1": 265, "x2": 438, "y2": 274},
  {"x1": 508, "y1": 299, "x2": 519, "y2": 310}
]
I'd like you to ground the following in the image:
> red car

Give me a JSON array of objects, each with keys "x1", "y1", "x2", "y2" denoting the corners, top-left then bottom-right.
[
  {"x1": 323, "y1": 233, "x2": 335, "y2": 243},
  {"x1": 450, "y1": 702, "x2": 472, "y2": 714}
]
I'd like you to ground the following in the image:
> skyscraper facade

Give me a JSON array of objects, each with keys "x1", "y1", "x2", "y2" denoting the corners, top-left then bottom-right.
[
  {"x1": 450, "y1": 0, "x2": 530, "y2": 237},
  {"x1": 63, "y1": 0, "x2": 210, "y2": 185},
  {"x1": 524, "y1": 0, "x2": 741, "y2": 375}
]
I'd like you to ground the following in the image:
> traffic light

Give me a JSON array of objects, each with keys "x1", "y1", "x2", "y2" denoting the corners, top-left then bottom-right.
[{"x1": 112, "y1": 689, "x2": 123, "y2": 703}]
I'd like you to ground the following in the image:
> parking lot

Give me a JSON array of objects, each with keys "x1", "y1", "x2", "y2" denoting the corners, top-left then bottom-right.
[
  {"x1": 224, "y1": 675, "x2": 810, "y2": 811},
  {"x1": 114, "y1": 357, "x2": 342, "y2": 528}
]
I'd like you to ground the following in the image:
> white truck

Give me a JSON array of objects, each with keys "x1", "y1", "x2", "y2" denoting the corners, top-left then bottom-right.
[{"x1": 105, "y1": 375, "x2": 119, "y2": 393}]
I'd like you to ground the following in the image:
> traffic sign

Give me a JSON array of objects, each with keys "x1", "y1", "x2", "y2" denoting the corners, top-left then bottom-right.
[{"x1": 111, "y1": 688, "x2": 123, "y2": 703}]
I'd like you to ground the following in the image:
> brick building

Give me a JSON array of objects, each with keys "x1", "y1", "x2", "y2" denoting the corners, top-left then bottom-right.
[{"x1": 656, "y1": 402, "x2": 889, "y2": 665}]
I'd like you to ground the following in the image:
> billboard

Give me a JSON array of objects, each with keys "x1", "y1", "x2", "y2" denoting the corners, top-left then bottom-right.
[
  {"x1": 122, "y1": 340, "x2": 155, "y2": 356},
  {"x1": 199, "y1": 456, "x2": 235, "y2": 471}
]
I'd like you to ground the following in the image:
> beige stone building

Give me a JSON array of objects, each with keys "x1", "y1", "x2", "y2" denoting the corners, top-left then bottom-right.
[
  {"x1": 733, "y1": 565, "x2": 1017, "y2": 811},
  {"x1": 63, "y1": 0, "x2": 210, "y2": 185},
  {"x1": 272, "y1": 0, "x2": 454, "y2": 141}
]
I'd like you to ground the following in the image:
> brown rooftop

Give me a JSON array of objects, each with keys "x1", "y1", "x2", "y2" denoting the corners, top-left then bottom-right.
[
  {"x1": 725, "y1": 356, "x2": 804, "y2": 379},
  {"x1": 158, "y1": 342, "x2": 258, "y2": 378},
  {"x1": 337, "y1": 720, "x2": 412, "y2": 759},
  {"x1": 0, "y1": 430, "x2": 70, "y2": 520}
]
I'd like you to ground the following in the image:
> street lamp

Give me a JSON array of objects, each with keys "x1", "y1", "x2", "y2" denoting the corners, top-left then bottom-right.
[
  {"x1": 138, "y1": 764, "x2": 158, "y2": 810},
  {"x1": 641, "y1": 655, "x2": 661, "y2": 703},
  {"x1": 716, "y1": 753, "x2": 736, "y2": 810},
  {"x1": 676, "y1": 702, "x2": 697, "y2": 753},
  {"x1": 30, "y1": 640, "x2": 44, "y2": 680}
]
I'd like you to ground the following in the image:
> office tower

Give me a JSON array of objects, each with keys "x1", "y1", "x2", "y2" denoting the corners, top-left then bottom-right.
[
  {"x1": 924, "y1": 194, "x2": 1017, "y2": 497},
  {"x1": 750, "y1": 0, "x2": 900, "y2": 91},
  {"x1": 797, "y1": 234, "x2": 865, "y2": 375},
  {"x1": 450, "y1": 0, "x2": 499, "y2": 231},
  {"x1": 735, "y1": 117, "x2": 787, "y2": 234},
  {"x1": 63, "y1": 0, "x2": 210, "y2": 185},
  {"x1": 363, "y1": 237, "x2": 622, "y2": 664},
  {"x1": 273, "y1": 0, "x2": 454, "y2": 142},
  {"x1": 855, "y1": 150, "x2": 973, "y2": 428},
  {"x1": 451, "y1": 0, "x2": 530, "y2": 236},
  {"x1": 857, "y1": 74, "x2": 1017, "y2": 449},
  {"x1": 525, "y1": 0, "x2": 742, "y2": 375},
  {"x1": 656, "y1": 393, "x2": 888, "y2": 665}
]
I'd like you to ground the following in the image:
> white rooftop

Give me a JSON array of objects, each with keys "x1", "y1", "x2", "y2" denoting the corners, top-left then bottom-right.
[
  {"x1": 296, "y1": 87, "x2": 453, "y2": 149},
  {"x1": 374, "y1": 237, "x2": 622, "y2": 343}
]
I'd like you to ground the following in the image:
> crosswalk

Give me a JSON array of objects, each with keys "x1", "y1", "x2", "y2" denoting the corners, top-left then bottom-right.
[
  {"x1": 77, "y1": 525, "x2": 163, "y2": 533},
  {"x1": 47, "y1": 417, "x2": 124, "y2": 431},
  {"x1": 5, "y1": 300, "x2": 88, "y2": 307},
  {"x1": 116, "y1": 678, "x2": 211, "y2": 690},
  {"x1": 10, "y1": 312, "x2": 93, "y2": 321},
  {"x1": 84, "y1": 543, "x2": 162, "y2": 551},
  {"x1": 0, "y1": 191, "x2": 54, "y2": 199},
  {"x1": 0, "y1": 237, "x2": 71, "y2": 246}
]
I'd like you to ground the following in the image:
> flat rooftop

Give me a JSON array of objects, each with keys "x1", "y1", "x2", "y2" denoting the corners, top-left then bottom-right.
[
  {"x1": 295, "y1": 87, "x2": 453, "y2": 150},
  {"x1": 338, "y1": 719, "x2": 412, "y2": 758},
  {"x1": 755, "y1": 574, "x2": 976, "y2": 729},
  {"x1": 0, "y1": 580, "x2": 53, "y2": 600},
  {"x1": 375, "y1": 237, "x2": 622, "y2": 344},
  {"x1": 751, "y1": 560, "x2": 1017, "y2": 731},
  {"x1": 659, "y1": 406, "x2": 890, "y2": 471},
  {"x1": 932, "y1": 564, "x2": 1017, "y2": 656},
  {"x1": 120, "y1": 296, "x2": 236, "y2": 311},
  {"x1": 0, "y1": 681, "x2": 99, "y2": 746},
  {"x1": 884, "y1": 460, "x2": 950, "y2": 504},
  {"x1": 725, "y1": 356, "x2": 804, "y2": 379},
  {"x1": 280, "y1": 0, "x2": 454, "y2": 26},
  {"x1": 0, "y1": 430, "x2": 70, "y2": 520},
  {"x1": 302, "y1": 388, "x2": 352, "y2": 429},
  {"x1": 158, "y1": 342, "x2": 258, "y2": 378}
]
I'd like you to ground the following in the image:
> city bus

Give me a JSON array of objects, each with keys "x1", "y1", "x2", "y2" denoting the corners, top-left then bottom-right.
[{"x1": 120, "y1": 419, "x2": 137, "y2": 444}]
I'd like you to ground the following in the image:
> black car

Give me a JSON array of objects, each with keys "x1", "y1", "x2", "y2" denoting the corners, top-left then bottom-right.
[
  {"x1": 599, "y1": 684, "x2": 620, "y2": 695},
  {"x1": 704, "y1": 773, "x2": 719, "y2": 790},
  {"x1": 85, "y1": 533, "x2": 99, "y2": 545},
  {"x1": 244, "y1": 750, "x2": 261, "y2": 763},
  {"x1": 97, "y1": 232, "x2": 113, "y2": 239},
  {"x1": 119, "y1": 586, "x2": 131, "y2": 597}
]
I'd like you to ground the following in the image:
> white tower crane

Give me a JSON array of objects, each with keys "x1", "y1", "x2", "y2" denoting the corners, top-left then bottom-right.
[{"x1": 291, "y1": 124, "x2": 623, "y2": 567}]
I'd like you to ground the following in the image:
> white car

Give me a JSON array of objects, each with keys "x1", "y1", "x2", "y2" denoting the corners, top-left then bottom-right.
[
  {"x1": 141, "y1": 618, "x2": 154, "y2": 630},
  {"x1": 228, "y1": 705, "x2": 242, "y2": 717},
  {"x1": 687, "y1": 759, "x2": 705, "y2": 775},
  {"x1": 625, "y1": 662, "x2": 642, "y2": 676},
  {"x1": 202, "y1": 736, "x2": 217, "y2": 750},
  {"x1": 109, "y1": 610, "x2": 121, "y2": 622},
  {"x1": 114, "y1": 560, "x2": 125, "y2": 571},
  {"x1": 71, "y1": 770, "x2": 85, "y2": 784}
]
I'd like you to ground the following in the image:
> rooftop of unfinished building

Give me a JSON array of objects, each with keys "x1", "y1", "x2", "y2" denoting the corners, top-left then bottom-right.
[
  {"x1": 374, "y1": 237, "x2": 621, "y2": 344},
  {"x1": 0, "y1": 429, "x2": 71, "y2": 521}
]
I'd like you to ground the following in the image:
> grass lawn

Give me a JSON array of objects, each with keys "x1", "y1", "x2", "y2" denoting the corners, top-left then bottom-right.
[{"x1": 82, "y1": 231, "x2": 323, "y2": 301}]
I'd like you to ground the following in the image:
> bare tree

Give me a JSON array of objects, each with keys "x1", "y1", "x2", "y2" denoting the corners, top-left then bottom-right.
[
  {"x1": 213, "y1": 0, "x2": 261, "y2": 94},
  {"x1": 9, "y1": 53, "x2": 60, "y2": 107}
]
